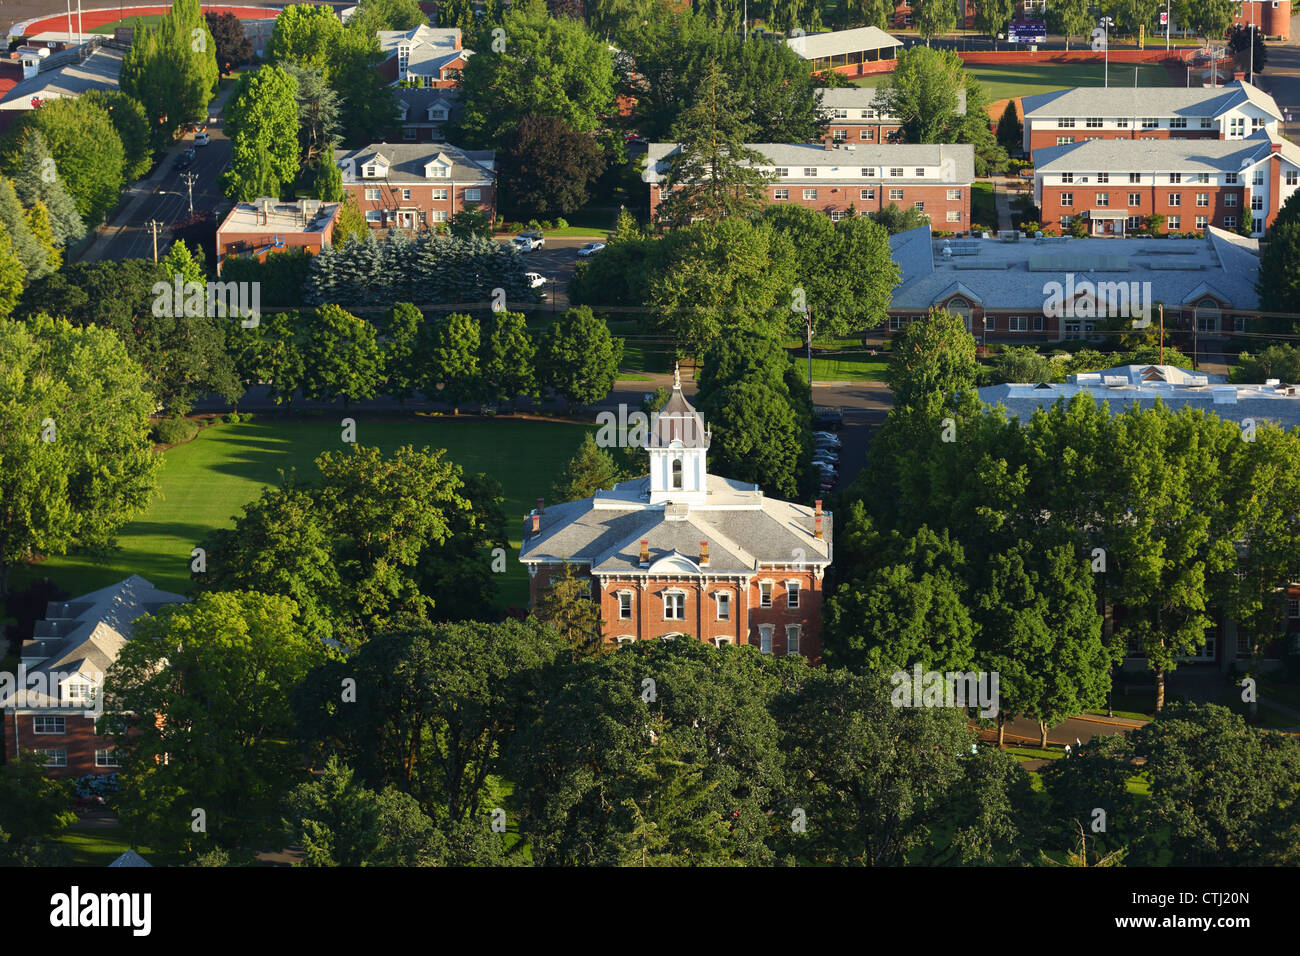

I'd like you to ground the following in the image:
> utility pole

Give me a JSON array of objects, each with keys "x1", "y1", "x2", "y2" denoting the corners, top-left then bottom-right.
[
  {"x1": 1158, "y1": 303, "x2": 1164, "y2": 365},
  {"x1": 146, "y1": 219, "x2": 163, "y2": 263},
  {"x1": 806, "y1": 309, "x2": 813, "y2": 386},
  {"x1": 1249, "y1": 23, "x2": 1256, "y2": 84},
  {"x1": 180, "y1": 171, "x2": 198, "y2": 216}
]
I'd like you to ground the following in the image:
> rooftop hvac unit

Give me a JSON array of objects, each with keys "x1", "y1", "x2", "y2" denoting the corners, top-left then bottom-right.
[
  {"x1": 1212, "y1": 386, "x2": 1238, "y2": 404},
  {"x1": 1103, "y1": 375, "x2": 1128, "y2": 386},
  {"x1": 998, "y1": 230, "x2": 1021, "y2": 242},
  {"x1": 1267, "y1": 378, "x2": 1281, "y2": 386},
  {"x1": 1075, "y1": 373, "x2": 1102, "y2": 384},
  {"x1": 1187, "y1": 375, "x2": 1209, "y2": 387}
]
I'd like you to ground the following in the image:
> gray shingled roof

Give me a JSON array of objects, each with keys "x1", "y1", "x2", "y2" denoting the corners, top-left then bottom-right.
[
  {"x1": 643, "y1": 142, "x2": 975, "y2": 185},
  {"x1": 887, "y1": 224, "x2": 1261, "y2": 312},
  {"x1": 0, "y1": 46, "x2": 124, "y2": 111},
  {"x1": 520, "y1": 475, "x2": 833, "y2": 573},
  {"x1": 3, "y1": 575, "x2": 186, "y2": 709},
  {"x1": 816, "y1": 86, "x2": 967, "y2": 116},
  {"x1": 1031, "y1": 128, "x2": 1282, "y2": 173},
  {"x1": 335, "y1": 142, "x2": 495, "y2": 184},
  {"x1": 1020, "y1": 80, "x2": 1282, "y2": 122}
]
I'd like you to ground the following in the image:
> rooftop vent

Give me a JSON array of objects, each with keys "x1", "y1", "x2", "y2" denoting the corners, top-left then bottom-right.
[{"x1": 1212, "y1": 386, "x2": 1238, "y2": 405}]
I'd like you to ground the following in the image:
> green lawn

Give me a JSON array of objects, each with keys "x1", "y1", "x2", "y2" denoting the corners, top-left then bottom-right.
[
  {"x1": 803, "y1": 352, "x2": 889, "y2": 382},
  {"x1": 53, "y1": 826, "x2": 165, "y2": 867},
  {"x1": 855, "y1": 62, "x2": 1174, "y2": 101},
  {"x1": 13, "y1": 417, "x2": 591, "y2": 611},
  {"x1": 88, "y1": 15, "x2": 165, "y2": 33},
  {"x1": 620, "y1": 339, "x2": 677, "y2": 374},
  {"x1": 971, "y1": 181, "x2": 997, "y2": 232}
]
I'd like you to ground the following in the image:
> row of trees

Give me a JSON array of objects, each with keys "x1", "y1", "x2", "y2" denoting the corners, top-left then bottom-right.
[
  {"x1": 235, "y1": 302, "x2": 624, "y2": 411},
  {"x1": 89, "y1": 591, "x2": 1300, "y2": 865}
]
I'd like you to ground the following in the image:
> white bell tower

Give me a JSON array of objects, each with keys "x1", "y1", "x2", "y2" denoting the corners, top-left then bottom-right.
[{"x1": 647, "y1": 364, "x2": 710, "y2": 506}]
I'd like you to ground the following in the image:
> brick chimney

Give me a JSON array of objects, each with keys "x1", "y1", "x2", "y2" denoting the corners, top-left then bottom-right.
[
  {"x1": 537, "y1": 497, "x2": 544, "y2": 514},
  {"x1": 1234, "y1": 71, "x2": 1246, "y2": 83},
  {"x1": 639, "y1": 539, "x2": 650, "y2": 567},
  {"x1": 531, "y1": 511, "x2": 539, "y2": 533},
  {"x1": 814, "y1": 499, "x2": 823, "y2": 540},
  {"x1": 699, "y1": 540, "x2": 709, "y2": 567}
]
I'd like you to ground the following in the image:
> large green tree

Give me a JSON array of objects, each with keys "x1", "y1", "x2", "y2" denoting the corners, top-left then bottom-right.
[
  {"x1": 0, "y1": 315, "x2": 159, "y2": 595},
  {"x1": 109, "y1": 591, "x2": 325, "y2": 856},
  {"x1": 456, "y1": 0, "x2": 616, "y2": 147},
  {"x1": 885, "y1": 307, "x2": 979, "y2": 408},
  {"x1": 496, "y1": 115, "x2": 606, "y2": 219},
  {"x1": 0, "y1": 129, "x2": 84, "y2": 247},
  {"x1": 223, "y1": 65, "x2": 302, "y2": 202},
  {"x1": 301, "y1": 303, "x2": 383, "y2": 406},
  {"x1": 0, "y1": 99, "x2": 125, "y2": 226},
  {"x1": 420, "y1": 311, "x2": 481, "y2": 413},
  {"x1": 119, "y1": 0, "x2": 218, "y2": 148},
  {"x1": 537, "y1": 306, "x2": 624, "y2": 410}
]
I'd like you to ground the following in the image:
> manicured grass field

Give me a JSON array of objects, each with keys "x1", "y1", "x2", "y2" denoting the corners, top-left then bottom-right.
[
  {"x1": 53, "y1": 826, "x2": 163, "y2": 867},
  {"x1": 15, "y1": 417, "x2": 592, "y2": 611},
  {"x1": 88, "y1": 15, "x2": 166, "y2": 33},
  {"x1": 855, "y1": 62, "x2": 1174, "y2": 101},
  {"x1": 804, "y1": 352, "x2": 890, "y2": 382},
  {"x1": 971, "y1": 181, "x2": 997, "y2": 231}
]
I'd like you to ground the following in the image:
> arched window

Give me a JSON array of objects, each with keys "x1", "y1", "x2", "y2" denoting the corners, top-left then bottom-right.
[{"x1": 671, "y1": 457, "x2": 683, "y2": 489}]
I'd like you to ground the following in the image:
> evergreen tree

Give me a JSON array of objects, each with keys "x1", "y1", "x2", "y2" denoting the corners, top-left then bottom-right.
[
  {"x1": 996, "y1": 99, "x2": 1022, "y2": 153},
  {"x1": 552, "y1": 432, "x2": 627, "y2": 503},
  {"x1": 23, "y1": 201, "x2": 59, "y2": 276},
  {"x1": 0, "y1": 177, "x2": 49, "y2": 280},
  {"x1": 0, "y1": 224, "x2": 22, "y2": 319},
  {"x1": 657, "y1": 60, "x2": 772, "y2": 226},
  {"x1": 533, "y1": 561, "x2": 606, "y2": 656},
  {"x1": 1, "y1": 130, "x2": 84, "y2": 247}
]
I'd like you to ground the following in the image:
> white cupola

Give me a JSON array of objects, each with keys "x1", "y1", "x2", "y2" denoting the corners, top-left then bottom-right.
[{"x1": 647, "y1": 364, "x2": 710, "y2": 506}]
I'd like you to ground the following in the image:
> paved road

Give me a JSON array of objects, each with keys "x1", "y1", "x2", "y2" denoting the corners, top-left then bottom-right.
[{"x1": 78, "y1": 85, "x2": 235, "y2": 263}]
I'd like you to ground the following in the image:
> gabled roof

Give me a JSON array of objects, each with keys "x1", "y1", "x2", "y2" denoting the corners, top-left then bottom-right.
[
  {"x1": 643, "y1": 142, "x2": 975, "y2": 184},
  {"x1": 4, "y1": 575, "x2": 186, "y2": 709},
  {"x1": 1020, "y1": 80, "x2": 1282, "y2": 122},
  {"x1": 816, "y1": 86, "x2": 967, "y2": 116},
  {"x1": 336, "y1": 142, "x2": 496, "y2": 184},
  {"x1": 1032, "y1": 130, "x2": 1282, "y2": 174},
  {"x1": 786, "y1": 26, "x2": 902, "y2": 60}
]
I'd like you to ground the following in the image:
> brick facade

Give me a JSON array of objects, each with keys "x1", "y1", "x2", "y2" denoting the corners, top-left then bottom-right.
[
  {"x1": 3, "y1": 711, "x2": 116, "y2": 778},
  {"x1": 528, "y1": 562, "x2": 826, "y2": 661},
  {"x1": 342, "y1": 180, "x2": 496, "y2": 231}
]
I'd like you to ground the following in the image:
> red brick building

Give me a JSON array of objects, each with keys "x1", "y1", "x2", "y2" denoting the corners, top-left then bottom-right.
[
  {"x1": 519, "y1": 370, "x2": 833, "y2": 659},
  {"x1": 377, "y1": 25, "x2": 471, "y2": 89},
  {"x1": 816, "y1": 86, "x2": 969, "y2": 147},
  {"x1": 644, "y1": 142, "x2": 974, "y2": 227},
  {"x1": 1033, "y1": 130, "x2": 1300, "y2": 237},
  {"x1": 215, "y1": 197, "x2": 341, "y2": 275},
  {"x1": 336, "y1": 142, "x2": 496, "y2": 232},
  {"x1": 1, "y1": 576, "x2": 184, "y2": 778},
  {"x1": 1020, "y1": 80, "x2": 1283, "y2": 154}
]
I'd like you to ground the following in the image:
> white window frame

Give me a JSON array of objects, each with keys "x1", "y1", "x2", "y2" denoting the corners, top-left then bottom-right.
[
  {"x1": 95, "y1": 749, "x2": 120, "y2": 768},
  {"x1": 715, "y1": 591, "x2": 731, "y2": 621},
  {"x1": 758, "y1": 625, "x2": 773, "y2": 655},
  {"x1": 465, "y1": 188, "x2": 481, "y2": 202},
  {"x1": 37, "y1": 749, "x2": 67, "y2": 767},
  {"x1": 662, "y1": 589, "x2": 686, "y2": 621},
  {"x1": 786, "y1": 580, "x2": 801, "y2": 609},
  {"x1": 758, "y1": 580, "x2": 773, "y2": 608},
  {"x1": 617, "y1": 590, "x2": 633, "y2": 620},
  {"x1": 33, "y1": 715, "x2": 65, "y2": 734},
  {"x1": 786, "y1": 625, "x2": 802, "y2": 656}
]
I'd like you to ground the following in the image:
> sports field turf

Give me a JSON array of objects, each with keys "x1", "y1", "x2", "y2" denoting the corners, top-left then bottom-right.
[
  {"x1": 855, "y1": 61, "x2": 1175, "y2": 102},
  {"x1": 16, "y1": 417, "x2": 592, "y2": 611}
]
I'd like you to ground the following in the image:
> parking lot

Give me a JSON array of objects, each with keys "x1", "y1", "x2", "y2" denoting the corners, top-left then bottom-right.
[{"x1": 502, "y1": 235, "x2": 601, "y2": 311}]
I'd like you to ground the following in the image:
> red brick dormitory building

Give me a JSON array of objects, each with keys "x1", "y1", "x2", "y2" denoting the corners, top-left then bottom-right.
[
  {"x1": 644, "y1": 142, "x2": 974, "y2": 227},
  {"x1": 519, "y1": 369, "x2": 833, "y2": 659}
]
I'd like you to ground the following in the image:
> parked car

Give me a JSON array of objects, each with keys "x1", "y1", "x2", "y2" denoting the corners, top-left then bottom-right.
[
  {"x1": 576, "y1": 241, "x2": 606, "y2": 258},
  {"x1": 513, "y1": 232, "x2": 544, "y2": 252},
  {"x1": 524, "y1": 272, "x2": 546, "y2": 288},
  {"x1": 813, "y1": 406, "x2": 843, "y2": 430},
  {"x1": 813, "y1": 453, "x2": 839, "y2": 466},
  {"x1": 193, "y1": 131, "x2": 211, "y2": 147},
  {"x1": 175, "y1": 148, "x2": 196, "y2": 170},
  {"x1": 814, "y1": 430, "x2": 841, "y2": 443},
  {"x1": 815, "y1": 438, "x2": 841, "y2": 451}
]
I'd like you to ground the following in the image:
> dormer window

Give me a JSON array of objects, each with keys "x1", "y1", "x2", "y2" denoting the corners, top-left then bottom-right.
[
  {"x1": 425, "y1": 159, "x2": 451, "y2": 178},
  {"x1": 362, "y1": 161, "x2": 387, "y2": 179},
  {"x1": 429, "y1": 106, "x2": 448, "y2": 121}
]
